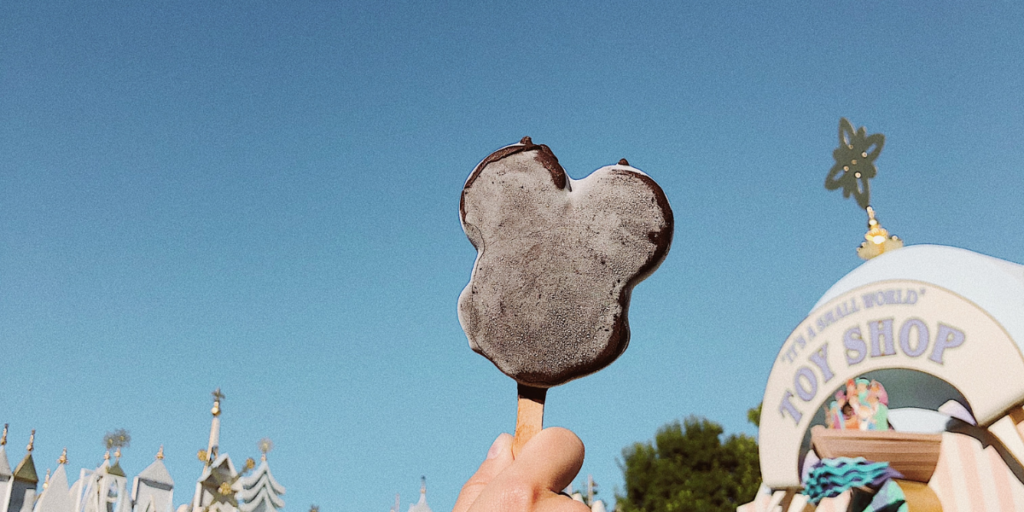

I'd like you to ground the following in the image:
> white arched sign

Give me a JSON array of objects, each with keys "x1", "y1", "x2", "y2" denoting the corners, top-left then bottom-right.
[{"x1": 759, "y1": 279, "x2": 1024, "y2": 488}]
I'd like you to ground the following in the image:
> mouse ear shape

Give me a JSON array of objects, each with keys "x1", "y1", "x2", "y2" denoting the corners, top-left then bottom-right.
[{"x1": 459, "y1": 140, "x2": 673, "y2": 388}]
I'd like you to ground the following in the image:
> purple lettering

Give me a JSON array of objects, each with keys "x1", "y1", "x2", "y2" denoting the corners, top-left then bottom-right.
[
  {"x1": 794, "y1": 367, "x2": 818, "y2": 401},
  {"x1": 794, "y1": 334, "x2": 807, "y2": 349},
  {"x1": 808, "y1": 344, "x2": 835, "y2": 383},
  {"x1": 844, "y1": 325, "x2": 867, "y2": 365},
  {"x1": 869, "y1": 319, "x2": 896, "y2": 357},
  {"x1": 779, "y1": 390, "x2": 803, "y2": 424},
  {"x1": 900, "y1": 318, "x2": 929, "y2": 357},
  {"x1": 929, "y1": 324, "x2": 965, "y2": 364},
  {"x1": 781, "y1": 345, "x2": 798, "y2": 363}
]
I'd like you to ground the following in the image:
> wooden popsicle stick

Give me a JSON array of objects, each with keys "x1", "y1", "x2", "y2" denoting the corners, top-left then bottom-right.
[{"x1": 512, "y1": 384, "x2": 547, "y2": 459}]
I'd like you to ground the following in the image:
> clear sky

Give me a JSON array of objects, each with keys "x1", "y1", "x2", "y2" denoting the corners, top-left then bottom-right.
[{"x1": 2, "y1": 1, "x2": 1023, "y2": 511}]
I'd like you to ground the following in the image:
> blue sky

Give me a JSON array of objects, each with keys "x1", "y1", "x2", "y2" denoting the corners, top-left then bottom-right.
[{"x1": 2, "y1": 1, "x2": 1023, "y2": 511}]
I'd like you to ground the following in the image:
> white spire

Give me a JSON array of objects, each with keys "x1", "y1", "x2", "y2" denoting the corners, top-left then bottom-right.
[
  {"x1": 207, "y1": 389, "x2": 224, "y2": 461},
  {"x1": 237, "y1": 457, "x2": 285, "y2": 512},
  {"x1": 0, "y1": 423, "x2": 11, "y2": 479},
  {"x1": 34, "y1": 464, "x2": 71, "y2": 512},
  {"x1": 407, "y1": 478, "x2": 431, "y2": 512},
  {"x1": 132, "y1": 447, "x2": 174, "y2": 512},
  {"x1": 192, "y1": 389, "x2": 239, "y2": 512}
]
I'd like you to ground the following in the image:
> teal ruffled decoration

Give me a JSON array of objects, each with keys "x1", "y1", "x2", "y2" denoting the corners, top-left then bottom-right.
[{"x1": 802, "y1": 457, "x2": 903, "y2": 504}]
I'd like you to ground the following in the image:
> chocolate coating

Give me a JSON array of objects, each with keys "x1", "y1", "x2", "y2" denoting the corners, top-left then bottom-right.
[{"x1": 458, "y1": 139, "x2": 674, "y2": 388}]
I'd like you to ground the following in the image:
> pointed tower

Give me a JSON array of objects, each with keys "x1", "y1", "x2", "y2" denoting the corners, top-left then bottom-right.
[
  {"x1": 131, "y1": 447, "x2": 173, "y2": 512},
  {"x1": 406, "y1": 478, "x2": 431, "y2": 512},
  {"x1": 1, "y1": 425, "x2": 13, "y2": 512},
  {"x1": 34, "y1": 450, "x2": 72, "y2": 512},
  {"x1": 206, "y1": 390, "x2": 223, "y2": 462},
  {"x1": 7, "y1": 431, "x2": 39, "y2": 512},
  {"x1": 192, "y1": 390, "x2": 239, "y2": 512},
  {"x1": 235, "y1": 440, "x2": 284, "y2": 512},
  {"x1": 79, "y1": 450, "x2": 130, "y2": 512}
]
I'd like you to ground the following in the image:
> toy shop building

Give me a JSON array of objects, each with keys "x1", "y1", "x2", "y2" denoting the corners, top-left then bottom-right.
[{"x1": 741, "y1": 245, "x2": 1024, "y2": 512}]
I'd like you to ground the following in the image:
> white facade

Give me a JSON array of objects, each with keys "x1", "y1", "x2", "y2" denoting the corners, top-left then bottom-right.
[{"x1": 2, "y1": 392, "x2": 285, "y2": 512}]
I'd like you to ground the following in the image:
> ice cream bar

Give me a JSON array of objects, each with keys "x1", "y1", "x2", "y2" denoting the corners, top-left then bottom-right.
[{"x1": 459, "y1": 137, "x2": 674, "y2": 388}]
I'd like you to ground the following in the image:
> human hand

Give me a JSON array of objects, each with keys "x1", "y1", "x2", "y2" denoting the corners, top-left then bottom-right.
[{"x1": 453, "y1": 428, "x2": 592, "y2": 512}]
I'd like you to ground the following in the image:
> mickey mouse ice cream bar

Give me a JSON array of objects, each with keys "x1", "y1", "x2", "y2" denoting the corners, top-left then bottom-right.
[{"x1": 459, "y1": 137, "x2": 674, "y2": 388}]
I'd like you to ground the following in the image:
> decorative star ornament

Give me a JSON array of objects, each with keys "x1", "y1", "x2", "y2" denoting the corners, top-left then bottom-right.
[{"x1": 825, "y1": 117, "x2": 885, "y2": 210}]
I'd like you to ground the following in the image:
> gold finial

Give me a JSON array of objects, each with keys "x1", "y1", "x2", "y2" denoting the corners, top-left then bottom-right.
[
  {"x1": 197, "y1": 449, "x2": 208, "y2": 462},
  {"x1": 857, "y1": 206, "x2": 903, "y2": 260},
  {"x1": 1, "y1": 423, "x2": 7, "y2": 446},
  {"x1": 211, "y1": 388, "x2": 224, "y2": 417},
  {"x1": 114, "y1": 447, "x2": 122, "y2": 460},
  {"x1": 43, "y1": 469, "x2": 51, "y2": 489},
  {"x1": 156, "y1": 445, "x2": 164, "y2": 460},
  {"x1": 58, "y1": 448, "x2": 68, "y2": 465},
  {"x1": 27, "y1": 430, "x2": 35, "y2": 452},
  {"x1": 421, "y1": 476, "x2": 426, "y2": 494},
  {"x1": 104, "y1": 450, "x2": 111, "y2": 461},
  {"x1": 258, "y1": 438, "x2": 273, "y2": 461},
  {"x1": 823, "y1": 118, "x2": 903, "y2": 260},
  {"x1": 218, "y1": 482, "x2": 233, "y2": 495}
]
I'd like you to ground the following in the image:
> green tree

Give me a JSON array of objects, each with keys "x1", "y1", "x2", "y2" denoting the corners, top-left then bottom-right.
[
  {"x1": 615, "y1": 416, "x2": 760, "y2": 512},
  {"x1": 747, "y1": 403, "x2": 762, "y2": 428}
]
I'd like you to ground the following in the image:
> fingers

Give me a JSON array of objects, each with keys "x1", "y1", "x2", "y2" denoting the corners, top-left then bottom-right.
[
  {"x1": 453, "y1": 433, "x2": 515, "y2": 512},
  {"x1": 509, "y1": 427, "x2": 585, "y2": 494},
  {"x1": 471, "y1": 427, "x2": 589, "y2": 512},
  {"x1": 455, "y1": 428, "x2": 589, "y2": 512},
  {"x1": 513, "y1": 428, "x2": 590, "y2": 512}
]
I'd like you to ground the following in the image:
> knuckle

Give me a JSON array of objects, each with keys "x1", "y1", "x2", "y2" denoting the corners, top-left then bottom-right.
[{"x1": 497, "y1": 481, "x2": 537, "y2": 510}]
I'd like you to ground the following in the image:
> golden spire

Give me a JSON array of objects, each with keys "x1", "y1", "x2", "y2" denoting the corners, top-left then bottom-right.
[
  {"x1": 27, "y1": 430, "x2": 35, "y2": 452},
  {"x1": 156, "y1": 445, "x2": 165, "y2": 460},
  {"x1": 58, "y1": 448, "x2": 68, "y2": 465},
  {"x1": 43, "y1": 469, "x2": 51, "y2": 490},
  {"x1": 1, "y1": 423, "x2": 7, "y2": 446},
  {"x1": 114, "y1": 447, "x2": 122, "y2": 460},
  {"x1": 211, "y1": 388, "x2": 224, "y2": 417},
  {"x1": 857, "y1": 206, "x2": 903, "y2": 260},
  {"x1": 104, "y1": 450, "x2": 111, "y2": 461}
]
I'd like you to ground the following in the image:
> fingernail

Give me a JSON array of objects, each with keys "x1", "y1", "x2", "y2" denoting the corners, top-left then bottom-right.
[{"x1": 487, "y1": 433, "x2": 509, "y2": 459}]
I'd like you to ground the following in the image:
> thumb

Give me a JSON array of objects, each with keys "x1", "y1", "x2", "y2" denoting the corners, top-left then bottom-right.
[{"x1": 453, "y1": 433, "x2": 514, "y2": 512}]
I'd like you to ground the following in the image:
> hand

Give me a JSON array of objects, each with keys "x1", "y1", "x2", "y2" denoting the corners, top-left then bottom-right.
[{"x1": 454, "y1": 428, "x2": 592, "y2": 512}]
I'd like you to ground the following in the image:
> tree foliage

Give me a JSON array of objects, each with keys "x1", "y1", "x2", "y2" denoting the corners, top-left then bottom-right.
[
  {"x1": 747, "y1": 403, "x2": 762, "y2": 428},
  {"x1": 616, "y1": 416, "x2": 760, "y2": 512}
]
